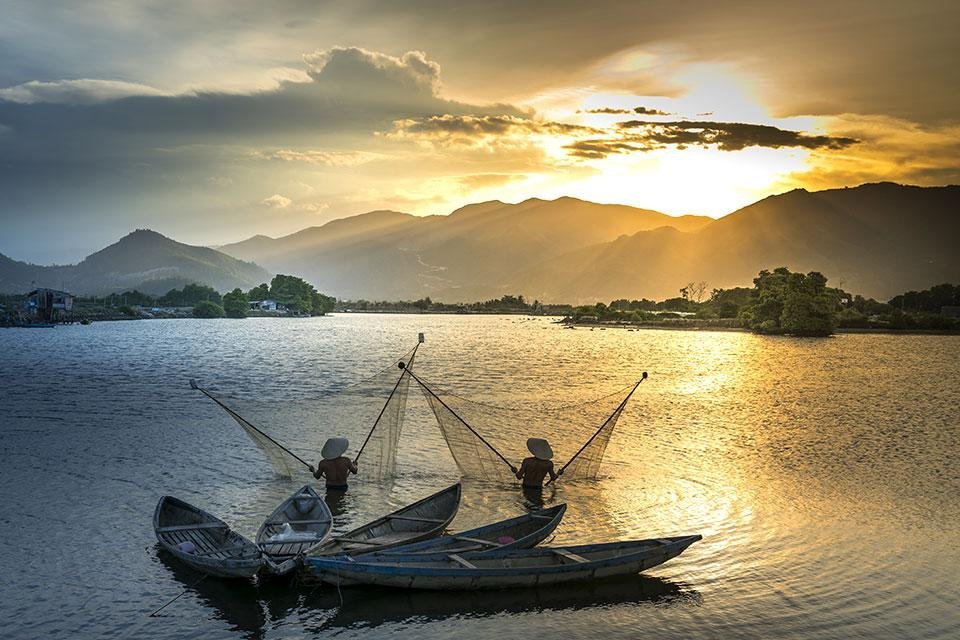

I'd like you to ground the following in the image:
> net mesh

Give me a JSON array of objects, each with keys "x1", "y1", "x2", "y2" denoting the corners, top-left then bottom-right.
[
  {"x1": 410, "y1": 374, "x2": 640, "y2": 483},
  {"x1": 194, "y1": 346, "x2": 418, "y2": 481}
]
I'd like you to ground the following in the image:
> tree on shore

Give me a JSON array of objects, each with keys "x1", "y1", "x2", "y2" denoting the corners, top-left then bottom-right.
[
  {"x1": 159, "y1": 283, "x2": 222, "y2": 307},
  {"x1": 740, "y1": 267, "x2": 837, "y2": 336},
  {"x1": 269, "y1": 274, "x2": 335, "y2": 315},
  {"x1": 193, "y1": 300, "x2": 224, "y2": 318},
  {"x1": 222, "y1": 288, "x2": 249, "y2": 318},
  {"x1": 247, "y1": 283, "x2": 270, "y2": 301}
]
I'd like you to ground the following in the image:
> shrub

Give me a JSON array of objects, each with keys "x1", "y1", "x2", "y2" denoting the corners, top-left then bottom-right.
[{"x1": 193, "y1": 300, "x2": 224, "y2": 318}]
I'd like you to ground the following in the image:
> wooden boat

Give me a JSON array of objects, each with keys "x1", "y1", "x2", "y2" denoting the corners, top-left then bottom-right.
[
  {"x1": 367, "y1": 504, "x2": 566, "y2": 557},
  {"x1": 311, "y1": 483, "x2": 461, "y2": 556},
  {"x1": 154, "y1": 496, "x2": 262, "y2": 579},
  {"x1": 257, "y1": 485, "x2": 333, "y2": 576},
  {"x1": 305, "y1": 535, "x2": 701, "y2": 590}
]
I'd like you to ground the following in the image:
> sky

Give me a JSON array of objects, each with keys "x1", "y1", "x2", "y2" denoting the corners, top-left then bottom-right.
[{"x1": 1, "y1": 0, "x2": 958, "y2": 263}]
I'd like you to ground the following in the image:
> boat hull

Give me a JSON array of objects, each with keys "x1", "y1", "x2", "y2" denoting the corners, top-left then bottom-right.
[{"x1": 306, "y1": 535, "x2": 701, "y2": 590}]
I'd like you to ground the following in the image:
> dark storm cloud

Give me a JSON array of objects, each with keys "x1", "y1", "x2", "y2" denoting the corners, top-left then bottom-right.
[
  {"x1": 563, "y1": 121, "x2": 858, "y2": 159},
  {"x1": 616, "y1": 120, "x2": 859, "y2": 152},
  {"x1": 388, "y1": 114, "x2": 598, "y2": 140},
  {"x1": 564, "y1": 139, "x2": 648, "y2": 159},
  {"x1": 633, "y1": 106, "x2": 670, "y2": 116},
  {"x1": 582, "y1": 107, "x2": 632, "y2": 114},
  {"x1": 581, "y1": 106, "x2": 671, "y2": 116}
]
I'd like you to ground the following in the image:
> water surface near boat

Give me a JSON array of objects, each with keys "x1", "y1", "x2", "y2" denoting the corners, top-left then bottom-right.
[{"x1": 1, "y1": 315, "x2": 958, "y2": 639}]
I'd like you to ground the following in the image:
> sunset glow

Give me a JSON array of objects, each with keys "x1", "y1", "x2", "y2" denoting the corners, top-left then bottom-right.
[{"x1": 0, "y1": 3, "x2": 957, "y2": 262}]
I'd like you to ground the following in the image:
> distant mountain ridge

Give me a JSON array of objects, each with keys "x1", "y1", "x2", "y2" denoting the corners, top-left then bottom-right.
[
  {"x1": 216, "y1": 184, "x2": 959, "y2": 301},
  {"x1": 0, "y1": 229, "x2": 271, "y2": 296},
  {"x1": 2, "y1": 184, "x2": 956, "y2": 301},
  {"x1": 219, "y1": 196, "x2": 714, "y2": 301}
]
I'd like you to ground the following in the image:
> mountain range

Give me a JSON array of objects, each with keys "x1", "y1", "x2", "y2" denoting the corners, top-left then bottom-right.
[
  {"x1": 0, "y1": 229, "x2": 270, "y2": 296},
  {"x1": 218, "y1": 182, "x2": 959, "y2": 302},
  {"x1": 1, "y1": 183, "x2": 957, "y2": 301}
]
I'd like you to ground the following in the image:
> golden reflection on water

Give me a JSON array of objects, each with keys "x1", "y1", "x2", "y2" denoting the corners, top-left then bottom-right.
[{"x1": 3, "y1": 316, "x2": 958, "y2": 639}]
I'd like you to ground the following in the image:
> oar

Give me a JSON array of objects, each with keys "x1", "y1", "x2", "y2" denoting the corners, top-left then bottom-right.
[
  {"x1": 190, "y1": 379, "x2": 312, "y2": 470},
  {"x1": 399, "y1": 362, "x2": 517, "y2": 473},
  {"x1": 546, "y1": 372, "x2": 648, "y2": 486},
  {"x1": 354, "y1": 337, "x2": 422, "y2": 464}
]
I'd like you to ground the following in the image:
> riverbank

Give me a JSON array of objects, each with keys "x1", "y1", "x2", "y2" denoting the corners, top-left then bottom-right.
[{"x1": 561, "y1": 319, "x2": 960, "y2": 336}]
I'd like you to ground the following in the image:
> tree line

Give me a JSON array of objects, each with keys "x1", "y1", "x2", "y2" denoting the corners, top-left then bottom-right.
[
  {"x1": 567, "y1": 268, "x2": 960, "y2": 336},
  {"x1": 88, "y1": 274, "x2": 335, "y2": 319}
]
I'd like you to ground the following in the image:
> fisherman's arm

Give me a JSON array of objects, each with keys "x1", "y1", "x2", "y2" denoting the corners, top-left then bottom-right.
[
  {"x1": 348, "y1": 460, "x2": 358, "y2": 474},
  {"x1": 514, "y1": 459, "x2": 526, "y2": 479},
  {"x1": 548, "y1": 461, "x2": 558, "y2": 482}
]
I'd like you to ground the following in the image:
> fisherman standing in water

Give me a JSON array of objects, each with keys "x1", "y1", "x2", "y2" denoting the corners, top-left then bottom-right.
[
  {"x1": 515, "y1": 438, "x2": 560, "y2": 489},
  {"x1": 309, "y1": 437, "x2": 357, "y2": 492}
]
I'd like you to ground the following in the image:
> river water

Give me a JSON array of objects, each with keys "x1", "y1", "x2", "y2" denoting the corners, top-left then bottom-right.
[{"x1": 1, "y1": 315, "x2": 958, "y2": 639}]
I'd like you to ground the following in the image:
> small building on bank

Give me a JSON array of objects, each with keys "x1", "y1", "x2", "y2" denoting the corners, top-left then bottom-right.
[
  {"x1": 942, "y1": 306, "x2": 960, "y2": 318},
  {"x1": 250, "y1": 299, "x2": 286, "y2": 312},
  {"x1": 26, "y1": 288, "x2": 74, "y2": 322}
]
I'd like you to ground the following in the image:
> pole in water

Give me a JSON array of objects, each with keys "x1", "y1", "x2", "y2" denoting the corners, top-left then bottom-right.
[
  {"x1": 189, "y1": 380, "x2": 312, "y2": 469},
  {"x1": 148, "y1": 573, "x2": 208, "y2": 617},
  {"x1": 398, "y1": 362, "x2": 515, "y2": 472},
  {"x1": 354, "y1": 339, "x2": 421, "y2": 464},
  {"x1": 546, "y1": 372, "x2": 649, "y2": 485}
]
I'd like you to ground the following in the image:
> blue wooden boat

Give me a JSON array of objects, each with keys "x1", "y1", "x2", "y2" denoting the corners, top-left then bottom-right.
[
  {"x1": 305, "y1": 535, "x2": 702, "y2": 590},
  {"x1": 365, "y1": 504, "x2": 566, "y2": 557}
]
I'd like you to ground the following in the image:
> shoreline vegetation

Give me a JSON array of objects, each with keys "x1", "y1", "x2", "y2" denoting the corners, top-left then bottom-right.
[{"x1": 2, "y1": 268, "x2": 958, "y2": 336}]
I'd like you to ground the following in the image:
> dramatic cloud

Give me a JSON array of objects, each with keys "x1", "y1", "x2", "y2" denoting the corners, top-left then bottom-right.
[
  {"x1": 0, "y1": 79, "x2": 167, "y2": 104},
  {"x1": 633, "y1": 106, "x2": 670, "y2": 116},
  {"x1": 787, "y1": 115, "x2": 960, "y2": 189},
  {"x1": 303, "y1": 46, "x2": 441, "y2": 95},
  {"x1": 564, "y1": 139, "x2": 648, "y2": 159},
  {"x1": 581, "y1": 106, "x2": 671, "y2": 116},
  {"x1": 607, "y1": 120, "x2": 857, "y2": 152},
  {"x1": 247, "y1": 149, "x2": 377, "y2": 167},
  {"x1": 582, "y1": 107, "x2": 632, "y2": 114},
  {"x1": 386, "y1": 114, "x2": 598, "y2": 146},
  {"x1": 0, "y1": 45, "x2": 530, "y2": 259}
]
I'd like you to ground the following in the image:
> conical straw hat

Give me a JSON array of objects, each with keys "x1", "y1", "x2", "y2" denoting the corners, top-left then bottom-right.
[
  {"x1": 526, "y1": 437, "x2": 553, "y2": 460},
  {"x1": 321, "y1": 437, "x2": 349, "y2": 460}
]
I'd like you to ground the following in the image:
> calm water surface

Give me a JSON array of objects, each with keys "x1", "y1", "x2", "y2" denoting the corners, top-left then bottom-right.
[{"x1": 1, "y1": 316, "x2": 958, "y2": 639}]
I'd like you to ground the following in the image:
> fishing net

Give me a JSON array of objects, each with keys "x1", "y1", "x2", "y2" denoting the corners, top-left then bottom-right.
[
  {"x1": 409, "y1": 373, "x2": 643, "y2": 483},
  {"x1": 193, "y1": 345, "x2": 419, "y2": 481}
]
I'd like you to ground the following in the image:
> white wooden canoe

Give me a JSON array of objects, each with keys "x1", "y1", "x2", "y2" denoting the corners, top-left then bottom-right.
[
  {"x1": 154, "y1": 496, "x2": 262, "y2": 579},
  {"x1": 311, "y1": 483, "x2": 461, "y2": 556},
  {"x1": 257, "y1": 485, "x2": 333, "y2": 576},
  {"x1": 305, "y1": 535, "x2": 701, "y2": 590},
  {"x1": 366, "y1": 504, "x2": 566, "y2": 557}
]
